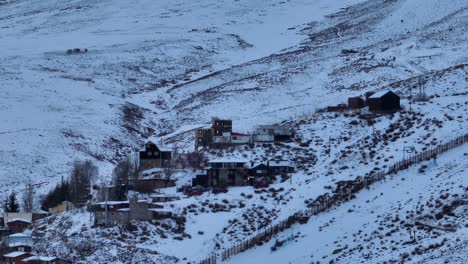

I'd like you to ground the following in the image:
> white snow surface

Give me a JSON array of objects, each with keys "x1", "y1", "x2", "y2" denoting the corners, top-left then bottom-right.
[
  {"x1": 0, "y1": 0, "x2": 467, "y2": 263},
  {"x1": 227, "y1": 145, "x2": 468, "y2": 264}
]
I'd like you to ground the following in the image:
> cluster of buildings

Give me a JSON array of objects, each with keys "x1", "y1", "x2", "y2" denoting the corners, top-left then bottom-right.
[
  {"x1": 88, "y1": 119, "x2": 296, "y2": 226},
  {"x1": 0, "y1": 213, "x2": 69, "y2": 264},
  {"x1": 328, "y1": 90, "x2": 401, "y2": 113},
  {"x1": 194, "y1": 117, "x2": 292, "y2": 150},
  {"x1": 91, "y1": 194, "x2": 179, "y2": 226},
  {"x1": 192, "y1": 159, "x2": 294, "y2": 188}
]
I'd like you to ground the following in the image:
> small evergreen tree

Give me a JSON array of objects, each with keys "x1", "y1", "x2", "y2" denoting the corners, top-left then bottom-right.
[
  {"x1": 3, "y1": 192, "x2": 20, "y2": 213},
  {"x1": 41, "y1": 181, "x2": 70, "y2": 211}
]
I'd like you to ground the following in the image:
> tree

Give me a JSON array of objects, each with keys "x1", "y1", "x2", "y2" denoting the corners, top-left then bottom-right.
[
  {"x1": 112, "y1": 154, "x2": 140, "y2": 186},
  {"x1": 187, "y1": 151, "x2": 205, "y2": 169},
  {"x1": 4, "y1": 192, "x2": 20, "y2": 213},
  {"x1": 69, "y1": 160, "x2": 98, "y2": 205},
  {"x1": 163, "y1": 165, "x2": 174, "y2": 180},
  {"x1": 22, "y1": 180, "x2": 35, "y2": 212},
  {"x1": 41, "y1": 181, "x2": 70, "y2": 211}
]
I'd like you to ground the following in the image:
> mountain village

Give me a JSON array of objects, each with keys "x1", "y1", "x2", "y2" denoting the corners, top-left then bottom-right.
[
  {"x1": 0, "y1": 0, "x2": 466, "y2": 263},
  {"x1": 3, "y1": 88, "x2": 461, "y2": 264}
]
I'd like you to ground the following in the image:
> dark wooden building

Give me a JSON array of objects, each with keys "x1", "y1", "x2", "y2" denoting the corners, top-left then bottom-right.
[
  {"x1": 192, "y1": 170, "x2": 208, "y2": 187},
  {"x1": 211, "y1": 117, "x2": 232, "y2": 136},
  {"x1": 5, "y1": 219, "x2": 31, "y2": 233},
  {"x1": 348, "y1": 97, "x2": 365, "y2": 109},
  {"x1": 127, "y1": 178, "x2": 176, "y2": 193},
  {"x1": 194, "y1": 128, "x2": 212, "y2": 149},
  {"x1": 206, "y1": 159, "x2": 248, "y2": 187},
  {"x1": 139, "y1": 141, "x2": 172, "y2": 169},
  {"x1": 247, "y1": 163, "x2": 272, "y2": 185},
  {"x1": 194, "y1": 117, "x2": 233, "y2": 150},
  {"x1": 367, "y1": 91, "x2": 400, "y2": 112},
  {"x1": 268, "y1": 160, "x2": 294, "y2": 174},
  {"x1": 247, "y1": 161, "x2": 294, "y2": 184}
]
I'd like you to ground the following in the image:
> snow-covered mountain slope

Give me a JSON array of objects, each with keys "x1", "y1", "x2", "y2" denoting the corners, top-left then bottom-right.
[
  {"x1": 227, "y1": 144, "x2": 468, "y2": 264},
  {"x1": 0, "y1": 0, "x2": 367, "y2": 195},
  {"x1": 0, "y1": 0, "x2": 467, "y2": 262},
  {"x1": 1, "y1": 0, "x2": 466, "y2": 193}
]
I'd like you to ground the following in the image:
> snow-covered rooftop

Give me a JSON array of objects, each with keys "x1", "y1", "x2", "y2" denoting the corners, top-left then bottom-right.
[
  {"x1": 3, "y1": 251, "x2": 29, "y2": 258},
  {"x1": 209, "y1": 158, "x2": 249, "y2": 163},
  {"x1": 6, "y1": 218, "x2": 31, "y2": 223},
  {"x1": 94, "y1": 201, "x2": 129, "y2": 205},
  {"x1": 269, "y1": 160, "x2": 293, "y2": 167},
  {"x1": 368, "y1": 90, "x2": 396, "y2": 99},
  {"x1": 9, "y1": 233, "x2": 30, "y2": 237},
  {"x1": 148, "y1": 208, "x2": 172, "y2": 213},
  {"x1": 23, "y1": 256, "x2": 57, "y2": 262}
]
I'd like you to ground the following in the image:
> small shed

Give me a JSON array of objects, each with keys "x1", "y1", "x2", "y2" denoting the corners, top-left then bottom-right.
[
  {"x1": 5, "y1": 219, "x2": 31, "y2": 233},
  {"x1": 367, "y1": 91, "x2": 400, "y2": 112},
  {"x1": 3, "y1": 251, "x2": 32, "y2": 264},
  {"x1": 32, "y1": 210, "x2": 48, "y2": 222},
  {"x1": 230, "y1": 132, "x2": 250, "y2": 144},
  {"x1": 348, "y1": 97, "x2": 365, "y2": 109},
  {"x1": 22, "y1": 255, "x2": 69, "y2": 264},
  {"x1": 268, "y1": 160, "x2": 294, "y2": 174},
  {"x1": 192, "y1": 170, "x2": 208, "y2": 188},
  {"x1": 48, "y1": 201, "x2": 75, "y2": 215},
  {"x1": 149, "y1": 209, "x2": 173, "y2": 220},
  {"x1": 6, "y1": 233, "x2": 33, "y2": 253}
]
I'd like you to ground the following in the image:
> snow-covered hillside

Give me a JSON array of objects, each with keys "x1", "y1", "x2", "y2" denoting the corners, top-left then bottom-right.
[
  {"x1": 227, "y1": 144, "x2": 468, "y2": 264},
  {"x1": 0, "y1": 0, "x2": 467, "y2": 263},
  {"x1": 1, "y1": 0, "x2": 466, "y2": 194},
  {"x1": 0, "y1": 0, "x2": 367, "y2": 195}
]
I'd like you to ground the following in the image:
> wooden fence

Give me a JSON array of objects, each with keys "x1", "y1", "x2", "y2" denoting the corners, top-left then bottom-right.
[{"x1": 199, "y1": 133, "x2": 468, "y2": 263}]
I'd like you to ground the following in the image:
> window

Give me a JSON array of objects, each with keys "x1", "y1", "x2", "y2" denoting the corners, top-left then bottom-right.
[
  {"x1": 148, "y1": 152, "x2": 152, "y2": 156},
  {"x1": 198, "y1": 130, "x2": 202, "y2": 134},
  {"x1": 198, "y1": 138, "x2": 202, "y2": 142}
]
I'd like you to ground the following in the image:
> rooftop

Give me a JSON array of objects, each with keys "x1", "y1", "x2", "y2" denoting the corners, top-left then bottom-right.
[
  {"x1": 209, "y1": 158, "x2": 249, "y2": 163},
  {"x1": 6, "y1": 218, "x2": 31, "y2": 224},
  {"x1": 368, "y1": 90, "x2": 396, "y2": 99},
  {"x1": 23, "y1": 256, "x2": 57, "y2": 262},
  {"x1": 148, "y1": 208, "x2": 172, "y2": 213},
  {"x1": 9, "y1": 233, "x2": 30, "y2": 237},
  {"x1": 4, "y1": 251, "x2": 29, "y2": 258},
  {"x1": 142, "y1": 141, "x2": 171, "y2": 152},
  {"x1": 94, "y1": 201, "x2": 129, "y2": 206},
  {"x1": 269, "y1": 160, "x2": 293, "y2": 167}
]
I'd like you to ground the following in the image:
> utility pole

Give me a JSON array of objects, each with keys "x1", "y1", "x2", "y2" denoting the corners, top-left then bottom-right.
[
  {"x1": 409, "y1": 85, "x2": 413, "y2": 111},
  {"x1": 105, "y1": 187, "x2": 109, "y2": 227}
]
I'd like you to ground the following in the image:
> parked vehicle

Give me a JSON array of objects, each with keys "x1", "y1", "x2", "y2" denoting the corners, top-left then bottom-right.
[
  {"x1": 212, "y1": 187, "x2": 228, "y2": 194},
  {"x1": 253, "y1": 182, "x2": 269, "y2": 189},
  {"x1": 185, "y1": 187, "x2": 206, "y2": 197}
]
